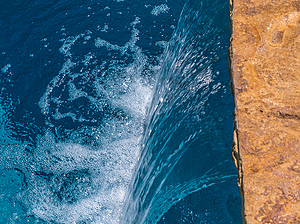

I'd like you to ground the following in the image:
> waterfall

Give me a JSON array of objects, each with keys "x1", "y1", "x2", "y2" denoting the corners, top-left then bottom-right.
[{"x1": 121, "y1": 0, "x2": 241, "y2": 223}]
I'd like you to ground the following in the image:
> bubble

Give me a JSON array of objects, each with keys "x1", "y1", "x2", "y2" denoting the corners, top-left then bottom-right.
[
  {"x1": 1, "y1": 64, "x2": 11, "y2": 73},
  {"x1": 4, "y1": 16, "x2": 165, "y2": 223},
  {"x1": 151, "y1": 4, "x2": 170, "y2": 16}
]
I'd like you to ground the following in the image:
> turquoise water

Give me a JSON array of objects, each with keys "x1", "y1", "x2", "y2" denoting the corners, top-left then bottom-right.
[{"x1": 0, "y1": 0, "x2": 241, "y2": 223}]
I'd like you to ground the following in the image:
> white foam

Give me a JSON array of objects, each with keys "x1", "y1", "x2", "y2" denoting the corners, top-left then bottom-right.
[
  {"x1": 95, "y1": 17, "x2": 141, "y2": 55},
  {"x1": 59, "y1": 34, "x2": 85, "y2": 57},
  {"x1": 14, "y1": 129, "x2": 142, "y2": 223},
  {"x1": 0, "y1": 11, "x2": 173, "y2": 222},
  {"x1": 17, "y1": 17, "x2": 163, "y2": 223},
  {"x1": 101, "y1": 24, "x2": 109, "y2": 32},
  {"x1": 1, "y1": 63, "x2": 11, "y2": 73},
  {"x1": 151, "y1": 4, "x2": 170, "y2": 16}
]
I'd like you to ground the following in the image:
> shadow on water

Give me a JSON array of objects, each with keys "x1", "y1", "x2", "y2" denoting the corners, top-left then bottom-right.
[{"x1": 121, "y1": 0, "x2": 242, "y2": 223}]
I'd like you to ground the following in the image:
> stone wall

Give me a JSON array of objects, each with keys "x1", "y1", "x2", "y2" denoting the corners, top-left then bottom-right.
[{"x1": 229, "y1": 0, "x2": 300, "y2": 223}]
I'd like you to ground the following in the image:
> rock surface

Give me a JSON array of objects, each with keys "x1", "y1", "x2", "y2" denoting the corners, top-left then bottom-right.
[{"x1": 229, "y1": 0, "x2": 300, "y2": 223}]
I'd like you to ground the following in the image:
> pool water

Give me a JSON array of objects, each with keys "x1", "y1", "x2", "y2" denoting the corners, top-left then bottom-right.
[{"x1": 0, "y1": 0, "x2": 242, "y2": 223}]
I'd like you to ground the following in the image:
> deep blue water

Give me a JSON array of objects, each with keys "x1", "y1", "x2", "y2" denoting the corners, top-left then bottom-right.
[{"x1": 0, "y1": 0, "x2": 242, "y2": 223}]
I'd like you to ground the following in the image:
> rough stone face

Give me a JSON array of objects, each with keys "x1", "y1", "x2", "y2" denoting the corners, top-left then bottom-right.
[{"x1": 229, "y1": 0, "x2": 300, "y2": 223}]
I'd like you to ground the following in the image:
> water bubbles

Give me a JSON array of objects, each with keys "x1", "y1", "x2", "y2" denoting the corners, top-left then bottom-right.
[
  {"x1": 50, "y1": 169, "x2": 93, "y2": 203},
  {"x1": 1, "y1": 63, "x2": 11, "y2": 73},
  {"x1": 0, "y1": 0, "x2": 181, "y2": 220},
  {"x1": 151, "y1": 4, "x2": 170, "y2": 16},
  {"x1": 5, "y1": 15, "x2": 163, "y2": 223},
  {"x1": 101, "y1": 24, "x2": 109, "y2": 32}
]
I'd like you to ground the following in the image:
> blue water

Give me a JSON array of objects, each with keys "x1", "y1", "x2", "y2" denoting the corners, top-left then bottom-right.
[{"x1": 0, "y1": 0, "x2": 241, "y2": 223}]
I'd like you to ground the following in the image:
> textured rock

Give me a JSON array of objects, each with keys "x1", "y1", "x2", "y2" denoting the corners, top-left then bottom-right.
[{"x1": 229, "y1": 0, "x2": 300, "y2": 223}]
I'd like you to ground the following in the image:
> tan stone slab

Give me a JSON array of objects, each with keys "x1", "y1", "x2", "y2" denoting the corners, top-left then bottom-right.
[{"x1": 229, "y1": 0, "x2": 300, "y2": 223}]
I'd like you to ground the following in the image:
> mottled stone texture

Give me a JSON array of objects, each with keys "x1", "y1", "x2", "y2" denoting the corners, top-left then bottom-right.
[{"x1": 229, "y1": 0, "x2": 300, "y2": 223}]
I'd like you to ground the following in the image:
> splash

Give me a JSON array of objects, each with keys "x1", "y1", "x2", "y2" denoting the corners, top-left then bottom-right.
[{"x1": 0, "y1": 16, "x2": 163, "y2": 223}]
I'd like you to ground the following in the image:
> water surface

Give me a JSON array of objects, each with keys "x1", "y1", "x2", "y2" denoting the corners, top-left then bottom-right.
[{"x1": 0, "y1": 0, "x2": 241, "y2": 223}]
